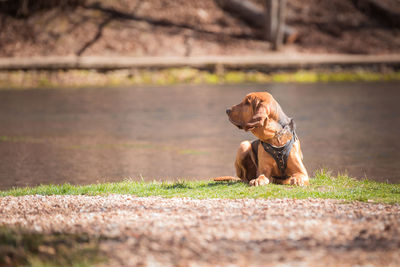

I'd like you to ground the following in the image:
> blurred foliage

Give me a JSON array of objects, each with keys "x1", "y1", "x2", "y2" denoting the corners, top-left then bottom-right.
[
  {"x1": 0, "y1": 225, "x2": 103, "y2": 266},
  {"x1": 0, "y1": 0, "x2": 86, "y2": 17}
]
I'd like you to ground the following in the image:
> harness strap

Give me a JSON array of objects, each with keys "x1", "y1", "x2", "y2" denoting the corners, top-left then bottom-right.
[
  {"x1": 250, "y1": 119, "x2": 297, "y2": 179},
  {"x1": 261, "y1": 132, "x2": 296, "y2": 179}
]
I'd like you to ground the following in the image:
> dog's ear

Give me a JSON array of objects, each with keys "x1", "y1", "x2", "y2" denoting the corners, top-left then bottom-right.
[{"x1": 244, "y1": 99, "x2": 268, "y2": 131}]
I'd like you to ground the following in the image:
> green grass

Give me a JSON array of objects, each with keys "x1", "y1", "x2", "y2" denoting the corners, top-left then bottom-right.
[
  {"x1": 1, "y1": 170, "x2": 399, "y2": 204},
  {"x1": 0, "y1": 226, "x2": 104, "y2": 267},
  {"x1": 1, "y1": 69, "x2": 400, "y2": 89}
]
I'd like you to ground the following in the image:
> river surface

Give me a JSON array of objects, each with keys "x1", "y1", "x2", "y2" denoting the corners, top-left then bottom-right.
[{"x1": 0, "y1": 82, "x2": 399, "y2": 189}]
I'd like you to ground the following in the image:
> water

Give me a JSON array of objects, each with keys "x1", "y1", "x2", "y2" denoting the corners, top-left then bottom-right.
[{"x1": 0, "y1": 82, "x2": 399, "y2": 189}]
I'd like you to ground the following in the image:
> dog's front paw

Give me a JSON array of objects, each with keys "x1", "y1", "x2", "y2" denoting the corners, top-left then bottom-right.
[
  {"x1": 287, "y1": 176, "x2": 308, "y2": 186},
  {"x1": 249, "y1": 175, "x2": 270, "y2": 186}
]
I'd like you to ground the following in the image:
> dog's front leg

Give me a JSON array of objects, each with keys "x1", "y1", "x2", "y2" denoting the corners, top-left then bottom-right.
[{"x1": 249, "y1": 166, "x2": 272, "y2": 186}]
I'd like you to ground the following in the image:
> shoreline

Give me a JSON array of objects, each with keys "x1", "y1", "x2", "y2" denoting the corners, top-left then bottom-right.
[{"x1": 1, "y1": 68, "x2": 400, "y2": 90}]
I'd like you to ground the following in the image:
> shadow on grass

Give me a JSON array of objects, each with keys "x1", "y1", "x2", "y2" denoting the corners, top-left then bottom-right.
[
  {"x1": 161, "y1": 183, "x2": 193, "y2": 189},
  {"x1": 161, "y1": 180, "x2": 242, "y2": 190},
  {"x1": 204, "y1": 181, "x2": 243, "y2": 187}
]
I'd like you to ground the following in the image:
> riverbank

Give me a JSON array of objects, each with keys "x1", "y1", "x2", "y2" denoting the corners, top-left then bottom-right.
[
  {"x1": 1, "y1": 68, "x2": 400, "y2": 89},
  {"x1": 2, "y1": 0, "x2": 399, "y2": 89}
]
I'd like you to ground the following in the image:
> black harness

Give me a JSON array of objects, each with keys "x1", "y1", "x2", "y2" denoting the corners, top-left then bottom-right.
[{"x1": 251, "y1": 120, "x2": 297, "y2": 179}]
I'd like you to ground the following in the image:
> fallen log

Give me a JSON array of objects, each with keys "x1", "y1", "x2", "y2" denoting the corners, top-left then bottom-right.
[{"x1": 1, "y1": 54, "x2": 400, "y2": 71}]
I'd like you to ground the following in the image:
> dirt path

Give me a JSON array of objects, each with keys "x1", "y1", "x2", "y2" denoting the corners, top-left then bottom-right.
[{"x1": 1, "y1": 195, "x2": 399, "y2": 266}]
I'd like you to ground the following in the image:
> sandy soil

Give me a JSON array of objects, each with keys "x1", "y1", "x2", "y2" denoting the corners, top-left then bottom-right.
[
  {"x1": 0, "y1": 195, "x2": 399, "y2": 266},
  {"x1": 0, "y1": 0, "x2": 399, "y2": 57}
]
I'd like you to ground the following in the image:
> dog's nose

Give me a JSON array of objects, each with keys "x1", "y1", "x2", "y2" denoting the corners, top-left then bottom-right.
[{"x1": 226, "y1": 109, "x2": 231, "y2": 115}]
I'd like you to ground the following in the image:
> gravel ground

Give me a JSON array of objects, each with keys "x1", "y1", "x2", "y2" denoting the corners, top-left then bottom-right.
[{"x1": 1, "y1": 195, "x2": 399, "y2": 266}]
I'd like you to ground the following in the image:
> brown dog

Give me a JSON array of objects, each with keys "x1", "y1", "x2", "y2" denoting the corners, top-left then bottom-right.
[{"x1": 225, "y1": 92, "x2": 309, "y2": 186}]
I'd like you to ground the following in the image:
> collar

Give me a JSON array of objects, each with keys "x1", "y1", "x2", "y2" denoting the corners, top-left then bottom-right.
[{"x1": 264, "y1": 118, "x2": 296, "y2": 147}]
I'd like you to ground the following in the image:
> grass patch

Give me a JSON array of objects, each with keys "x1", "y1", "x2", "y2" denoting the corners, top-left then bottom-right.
[
  {"x1": 1, "y1": 170, "x2": 399, "y2": 204},
  {"x1": 0, "y1": 135, "x2": 40, "y2": 143},
  {"x1": 0, "y1": 226, "x2": 104, "y2": 267},
  {"x1": 1, "y1": 69, "x2": 400, "y2": 89},
  {"x1": 178, "y1": 149, "x2": 209, "y2": 155}
]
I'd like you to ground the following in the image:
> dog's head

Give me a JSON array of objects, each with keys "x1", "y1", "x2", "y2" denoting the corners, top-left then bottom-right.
[
  {"x1": 226, "y1": 92, "x2": 270, "y2": 131},
  {"x1": 226, "y1": 92, "x2": 286, "y2": 140}
]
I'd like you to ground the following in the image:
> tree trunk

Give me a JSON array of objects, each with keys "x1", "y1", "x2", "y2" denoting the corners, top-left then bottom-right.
[
  {"x1": 215, "y1": 0, "x2": 295, "y2": 49},
  {"x1": 265, "y1": 0, "x2": 286, "y2": 50},
  {"x1": 18, "y1": 0, "x2": 29, "y2": 16}
]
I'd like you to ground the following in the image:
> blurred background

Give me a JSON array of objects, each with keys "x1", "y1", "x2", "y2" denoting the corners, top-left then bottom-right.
[
  {"x1": 1, "y1": 0, "x2": 399, "y2": 56},
  {"x1": 0, "y1": 0, "x2": 399, "y2": 188}
]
